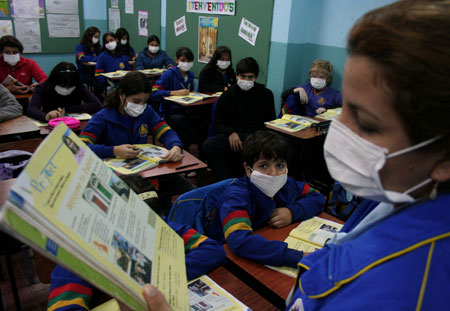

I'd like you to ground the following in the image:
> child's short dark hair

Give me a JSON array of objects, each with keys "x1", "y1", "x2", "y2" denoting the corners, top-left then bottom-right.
[
  {"x1": 147, "y1": 35, "x2": 160, "y2": 45},
  {"x1": 176, "y1": 46, "x2": 194, "y2": 61},
  {"x1": 236, "y1": 57, "x2": 259, "y2": 78},
  {"x1": 104, "y1": 71, "x2": 151, "y2": 109},
  {"x1": 243, "y1": 130, "x2": 290, "y2": 168},
  {"x1": 0, "y1": 35, "x2": 24, "y2": 53}
]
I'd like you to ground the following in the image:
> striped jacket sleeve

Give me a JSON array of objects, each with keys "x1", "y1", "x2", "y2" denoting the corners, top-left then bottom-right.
[
  {"x1": 94, "y1": 55, "x2": 106, "y2": 88},
  {"x1": 150, "y1": 73, "x2": 172, "y2": 102},
  {"x1": 148, "y1": 109, "x2": 183, "y2": 150},
  {"x1": 287, "y1": 181, "x2": 325, "y2": 222},
  {"x1": 80, "y1": 113, "x2": 115, "y2": 158}
]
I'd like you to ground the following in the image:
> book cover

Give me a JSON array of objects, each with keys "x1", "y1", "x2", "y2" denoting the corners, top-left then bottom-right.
[{"x1": 164, "y1": 92, "x2": 213, "y2": 105}]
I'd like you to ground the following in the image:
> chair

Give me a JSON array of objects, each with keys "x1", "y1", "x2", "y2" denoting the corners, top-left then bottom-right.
[
  {"x1": 206, "y1": 98, "x2": 219, "y2": 139},
  {"x1": 168, "y1": 178, "x2": 237, "y2": 234}
]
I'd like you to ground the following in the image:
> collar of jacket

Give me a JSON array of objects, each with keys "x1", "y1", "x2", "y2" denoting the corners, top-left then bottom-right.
[
  {"x1": 101, "y1": 106, "x2": 149, "y2": 127},
  {"x1": 0, "y1": 56, "x2": 25, "y2": 69}
]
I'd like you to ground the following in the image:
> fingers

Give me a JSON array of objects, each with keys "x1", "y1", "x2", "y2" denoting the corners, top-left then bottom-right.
[{"x1": 143, "y1": 285, "x2": 171, "y2": 311}]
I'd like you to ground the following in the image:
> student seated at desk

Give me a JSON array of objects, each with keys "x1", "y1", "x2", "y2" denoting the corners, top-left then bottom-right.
[
  {"x1": 208, "y1": 130, "x2": 324, "y2": 267},
  {"x1": 80, "y1": 71, "x2": 182, "y2": 161},
  {"x1": 280, "y1": 59, "x2": 342, "y2": 117},
  {"x1": 28, "y1": 62, "x2": 102, "y2": 122},
  {"x1": 0, "y1": 35, "x2": 47, "y2": 95},
  {"x1": 95, "y1": 32, "x2": 132, "y2": 93},
  {"x1": 203, "y1": 57, "x2": 275, "y2": 180},
  {"x1": 0, "y1": 84, "x2": 22, "y2": 122},
  {"x1": 47, "y1": 219, "x2": 226, "y2": 311},
  {"x1": 198, "y1": 46, "x2": 236, "y2": 93},
  {"x1": 75, "y1": 27, "x2": 102, "y2": 84},
  {"x1": 116, "y1": 27, "x2": 136, "y2": 61},
  {"x1": 135, "y1": 35, "x2": 175, "y2": 70}
]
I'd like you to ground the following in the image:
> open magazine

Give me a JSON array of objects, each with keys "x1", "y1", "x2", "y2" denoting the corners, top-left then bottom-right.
[
  {"x1": 31, "y1": 113, "x2": 92, "y2": 127},
  {"x1": 103, "y1": 144, "x2": 169, "y2": 175},
  {"x1": 101, "y1": 70, "x2": 130, "y2": 79},
  {"x1": 315, "y1": 108, "x2": 342, "y2": 120},
  {"x1": 0, "y1": 123, "x2": 189, "y2": 310},
  {"x1": 139, "y1": 68, "x2": 167, "y2": 75},
  {"x1": 164, "y1": 92, "x2": 214, "y2": 105},
  {"x1": 267, "y1": 217, "x2": 343, "y2": 278},
  {"x1": 265, "y1": 114, "x2": 318, "y2": 133}
]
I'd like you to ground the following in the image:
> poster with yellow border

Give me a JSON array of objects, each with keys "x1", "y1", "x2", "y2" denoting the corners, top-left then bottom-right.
[{"x1": 198, "y1": 16, "x2": 218, "y2": 63}]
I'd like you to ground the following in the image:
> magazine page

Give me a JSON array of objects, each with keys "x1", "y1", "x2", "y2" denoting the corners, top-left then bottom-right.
[
  {"x1": 31, "y1": 113, "x2": 92, "y2": 127},
  {"x1": 265, "y1": 119, "x2": 309, "y2": 133},
  {"x1": 281, "y1": 114, "x2": 318, "y2": 126},
  {"x1": 139, "y1": 68, "x2": 166, "y2": 75},
  {"x1": 188, "y1": 275, "x2": 250, "y2": 311},
  {"x1": 289, "y1": 217, "x2": 343, "y2": 247},
  {"x1": 101, "y1": 70, "x2": 129, "y2": 79},
  {"x1": 316, "y1": 108, "x2": 342, "y2": 120},
  {"x1": 136, "y1": 144, "x2": 168, "y2": 163},
  {"x1": 3, "y1": 123, "x2": 189, "y2": 310},
  {"x1": 165, "y1": 92, "x2": 213, "y2": 105}
]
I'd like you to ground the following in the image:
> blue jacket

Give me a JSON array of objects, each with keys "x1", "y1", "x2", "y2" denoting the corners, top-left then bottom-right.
[
  {"x1": 150, "y1": 66, "x2": 195, "y2": 118},
  {"x1": 75, "y1": 43, "x2": 101, "y2": 83},
  {"x1": 135, "y1": 47, "x2": 175, "y2": 70},
  {"x1": 47, "y1": 220, "x2": 226, "y2": 310},
  {"x1": 209, "y1": 175, "x2": 325, "y2": 268},
  {"x1": 95, "y1": 50, "x2": 131, "y2": 89},
  {"x1": 80, "y1": 106, "x2": 182, "y2": 158},
  {"x1": 286, "y1": 193, "x2": 450, "y2": 311}
]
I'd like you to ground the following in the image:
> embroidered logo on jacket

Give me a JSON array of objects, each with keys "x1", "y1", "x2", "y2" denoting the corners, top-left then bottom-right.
[
  {"x1": 318, "y1": 97, "x2": 325, "y2": 105},
  {"x1": 289, "y1": 298, "x2": 305, "y2": 311},
  {"x1": 119, "y1": 62, "x2": 125, "y2": 69},
  {"x1": 139, "y1": 124, "x2": 148, "y2": 137}
]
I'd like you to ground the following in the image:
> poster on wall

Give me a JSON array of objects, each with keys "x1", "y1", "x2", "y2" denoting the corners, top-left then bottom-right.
[
  {"x1": 0, "y1": 20, "x2": 13, "y2": 36},
  {"x1": 125, "y1": 0, "x2": 134, "y2": 14},
  {"x1": 187, "y1": 0, "x2": 235, "y2": 16},
  {"x1": 138, "y1": 10, "x2": 148, "y2": 37},
  {"x1": 14, "y1": 18, "x2": 41, "y2": 52},
  {"x1": 174, "y1": 16, "x2": 187, "y2": 37},
  {"x1": 238, "y1": 17, "x2": 259, "y2": 46},
  {"x1": 10, "y1": 0, "x2": 41, "y2": 18},
  {"x1": 111, "y1": 0, "x2": 118, "y2": 8},
  {"x1": 198, "y1": 16, "x2": 218, "y2": 63},
  {"x1": 46, "y1": 0, "x2": 78, "y2": 15},
  {"x1": 47, "y1": 14, "x2": 80, "y2": 37},
  {"x1": 109, "y1": 8, "x2": 120, "y2": 32},
  {"x1": 0, "y1": 0, "x2": 9, "y2": 17}
]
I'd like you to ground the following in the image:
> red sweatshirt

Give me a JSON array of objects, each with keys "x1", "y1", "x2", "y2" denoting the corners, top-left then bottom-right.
[{"x1": 0, "y1": 56, "x2": 47, "y2": 86}]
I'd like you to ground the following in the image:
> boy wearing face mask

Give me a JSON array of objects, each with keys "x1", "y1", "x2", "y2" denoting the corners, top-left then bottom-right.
[
  {"x1": 203, "y1": 57, "x2": 275, "y2": 181},
  {"x1": 28, "y1": 62, "x2": 102, "y2": 122},
  {"x1": 208, "y1": 130, "x2": 325, "y2": 267},
  {"x1": 198, "y1": 46, "x2": 236, "y2": 93},
  {"x1": 0, "y1": 35, "x2": 47, "y2": 95},
  {"x1": 280, "y1": 59, "x2": 342, "y2": 118}
]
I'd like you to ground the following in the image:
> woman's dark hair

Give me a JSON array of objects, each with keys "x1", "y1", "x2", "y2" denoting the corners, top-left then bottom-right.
[
  {"x1": 147, "y1": 35, "x2": 160, "y2": 45},
  {"x1": 202, "y1": 46, "x2": 232, "y2": 72},
  {"x1": 116, "y1": 27, "x2": 134, "y2": 57},
  {"x1": 80, "y1": 26, "x2": 101, "y2": 53},
  {"x1": 0, "y1": 35, "x2": 24, "y2": 53},
  {"x1": 175, "y1": 46, "x2": 194, "y2": 62},
  {"x1": 104, "y1": 71, "x2": 152, "y2": 109},
  {"x1": 101, "y1": 32, "x2": 125, "y2": 55},
  {"x1": 44, "y1": 62, "x2": 82, "y2": 98},
  {"x1": 236, "y1": 57, "x2": 259, "y2": 78},
  {"x1": 243, "y1": 130, "x2": 290, "y2": 168}
]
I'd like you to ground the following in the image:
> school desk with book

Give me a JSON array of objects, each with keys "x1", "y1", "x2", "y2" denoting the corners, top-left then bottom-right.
[
  {"x1": 164, "y1": 92, "x2": 219, "y2": 106},
  {"x1": 265, "y1": 114, "x2": 319, "y2": 133}
]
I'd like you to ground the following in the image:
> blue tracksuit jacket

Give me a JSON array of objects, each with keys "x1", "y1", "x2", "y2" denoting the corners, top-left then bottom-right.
[
  {"x1": 79, "y1": 106, "x2": 182, "y2": 158},
  {"x1": 286, "y1": 193, "x2": 450, "y2": 311},
  {"x1": 75, "y1": 43, "x2": 101, "y2": 83},
  {"x1": 150, "y1": 66, "x2": 195, "y2": 118},
  {"x1": 208, "y1": 175, "x2": 325, "y2": 268},
  {"x1": 135, "y1": 47, "x2": 175, "y2": 70},
  {"x1": 95, "y1": 50, "x2": 131, "y2": 89}
]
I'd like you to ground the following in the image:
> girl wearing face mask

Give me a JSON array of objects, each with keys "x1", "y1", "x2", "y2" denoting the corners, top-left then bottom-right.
[
  {"x1": 95, "y1": 32, "x2": 132, "y2": 92},
  {"x1": 80, "y1": 71, "x2": 183, "y2": 161},
  {"x1": 115, "y1": 28, "x2": 136, "y2": 61},
  {"x1": 0, "y1": 35, "x2": 47, "y2": 95},
  {"x1": 280, "y1": 59, "x2": 342, "y2": 118},
  {"x1": 198, "y1": 46, "x2": 236, "y2": 93},
  {"x1": 75, "y1": 27, "x2": 102, "y2": 85},
  {"x1": 28, "y1": 62, "x2": 101, "y2": 122},
  {"x1": 136, "y1": 35, "x2": 175, "y2": 70}
]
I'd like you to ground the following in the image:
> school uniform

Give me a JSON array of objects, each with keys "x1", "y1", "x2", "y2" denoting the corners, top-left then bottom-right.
[
  {"x1": 120, "y1": 45, "x2": 136, "y2": 61},
  {"x1": 280, "y1": 82, "x2": 342, "y2": 117},
  {"x1": 94, "y1": 50, "x2": 131, "y2": 90},
  {"x1": 209, "y1": 175, "x2": 325, "y2": 267},
  {"x1": 47, "y1": 220, "x2": 226, "y2": 310},
  {"x1": 79, "y1": 105, "x2": 182, "y2": 159},
  {"x1": 286, "y1": 193, "x2": 450, "y2": 310},
  {"x1": 0, "y1": 84, "x2": 22, "y2": 122},
  {"x1": 0, "y1": 56, "x2": 47, "y2": 87},
  {"x1": 75, "y1": 43, "x2": 101, "y2": 83},
  {"x1": 28, "y1": 83, "x2": 102, "y2": 122},
  {"x1": 135, "y1": 48, "x2": 175, "y2": 70},
  {"x1": 198, "y1": 66, "x2": 236, "y2": 93}
]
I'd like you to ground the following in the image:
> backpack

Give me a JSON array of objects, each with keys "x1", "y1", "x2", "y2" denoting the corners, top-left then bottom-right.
[{"x1": 0, "y1": 150, "x2": 32, "y2": 181}]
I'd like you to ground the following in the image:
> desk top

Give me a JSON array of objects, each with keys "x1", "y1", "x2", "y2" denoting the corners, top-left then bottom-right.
[
  {"x1": 266, "y1": 123, "x2": 323, "y2": 139},
  {"x1": 0, "y1": 138, "x2": 43, "y2": 153},
  {"x1": 172, "y1": 96, "x2": 217, "y2": 107},
  {"x1": 39, "y1": 119, "x2": 89, "y2": 136},
  {"x1": 14, "y1": 93, "x2": 33, "y2": 99},
  {"x1": 0, "y1": 115, "x2": 40, "y2": 139}
]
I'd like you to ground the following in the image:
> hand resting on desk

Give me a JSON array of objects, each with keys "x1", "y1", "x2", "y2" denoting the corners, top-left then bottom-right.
[
  {"x1": 162, "y1": 145, "x2": 183, "y2": 162},
  {"x1": 268, "y1": 207, "x2": 293, "y2": 228}
]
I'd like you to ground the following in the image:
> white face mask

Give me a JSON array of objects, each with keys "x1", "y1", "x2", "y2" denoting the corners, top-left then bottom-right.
[
  {"x1": 124, "y1": 102, "x2": 146, "y2": 117},
  {"x1": 3, "y1": 53, "x2": 20, "y2": 66},
  {"x1": 178, "y1": 61, "x2": 193, "y2": 72},
  {"x1": 148, "y1": 46, "x2": 160, "y2": 54},
  {"x1": 237, "y1": 79, "x2": 254, "y2": 91},
  {"x1": 55, "y1": 85, "x2": 76, "y2": 96},
  {"x1": 217, "y1": 60, "x2": 230, "y2": 70},
  {"x1": 311, "y1": 77, "x2": 326, "y2": 90},
  {"x1": 249, "y1": 168, "x2": 288, "y2": 198},
  {"x1": 105, "y1": 41, "x2": 117, "y2": 51},
  {"x1": 324, "y1": 119, "x2": 440, "y2": 203},
  {"x1": 92, "y1": 37, "x2": 99, "y2": 44},
  {"x1": 120, "y1": 39, "x2": 127, "y2": 45}
]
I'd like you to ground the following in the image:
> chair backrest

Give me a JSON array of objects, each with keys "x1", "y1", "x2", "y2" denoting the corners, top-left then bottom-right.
[
  {"x1": 168, "y1": 178, "x2": 237, "y2": 234},
  {"x1": 207, "y1": 98, "x2": 220, "y2": 139}
]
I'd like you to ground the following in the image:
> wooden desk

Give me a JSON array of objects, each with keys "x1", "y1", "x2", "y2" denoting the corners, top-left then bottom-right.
[
  {"x1": 0, "y1": 115, "x2": 40, "y2": 142},
  {"x1": 39, "y1": 119, "x2": 90, "y2": 136},
  {"x1": 13, "y1": 93, "x2": 33, "y2": 100},
  {"x1": 0, "y1": 138, "x2": 43, "y2": 153},
  {"x1": 266, "y1": 123, "x2": 323, "y2": 139}
]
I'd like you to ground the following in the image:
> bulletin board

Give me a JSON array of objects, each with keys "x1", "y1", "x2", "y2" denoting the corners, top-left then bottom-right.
[
  {"x1": 166, "y1": 0, "x2": 274, "y2": 84},
  {"x1": 0, "y1": 0, "x2": 84, "y2": 53},
  {"x1": 106, "y1": 0, "x2": 161, "y2": 53}
]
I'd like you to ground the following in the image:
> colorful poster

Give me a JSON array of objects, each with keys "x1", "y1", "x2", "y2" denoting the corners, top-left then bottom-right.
[
  {"x1": 0, "y1": 0, "x2": 8, "y2": 17},
  {"x1": 238, "y1": 17, "x2": 260, "y2": 46},
  {"x1": 187, "y1": 0, "x2": 235, "y2": 16},
  {"x1": 198, "y1": 16, "x2": 218, "y2": 64},
  {"x1": 138, "y1": 10, "x2": 148, "y2": 37},
  {"x1": 0, "y1": 20, "x2": 13, "y2": 35},
  {"x1": 174, "y1": 15, "x2": 187, "y2": 37},
  {"x1": 10, "y1": 0, "x2": 40, "y2": 18}
]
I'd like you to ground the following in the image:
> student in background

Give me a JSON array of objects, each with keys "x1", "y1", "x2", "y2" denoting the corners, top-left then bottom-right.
[
  {"x1": 280, "y1": 59, "x2": 342, "y2": 117},
  {"x1": 198, "y1": 46, "x2": 236, "y2": 93},
  {"x1": 0, "y1": 84, "x2": 22, "y2": 122},
  {"x1": 135, "y1": 35, "x2": 175, "y2": 70},
  {"x1": 208, "y1": 130, "x2": 324, "y2": 267},
  {"x1": 0, "y1": 35, "x2": 47, "y2": 95},
  {"x1": 28, "y1": 62, "x2": 101, "y2": 122},
  {"x1": 203, "y1": 57, "x2": 275, "y2": 180},
  {"x1": 75, "y1": 27, "x2": 102, "y2": 84},
  {"x1": 80, "y1": 71, "x2": 182, "y2": 161},
  {"x1": 95, "y1": 32, "x2": 132, "y2": 93},
  {"x1": 115, "y1": 27, "x2": 136, "y2": 61}
]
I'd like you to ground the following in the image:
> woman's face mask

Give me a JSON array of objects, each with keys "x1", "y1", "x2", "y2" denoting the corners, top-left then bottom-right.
[
  {"x1": 55, "y1": 85, "x2": 76, "y2": 96},
  {"x1": 105, "y1": 41, "x2": 117, "y2": 51}
]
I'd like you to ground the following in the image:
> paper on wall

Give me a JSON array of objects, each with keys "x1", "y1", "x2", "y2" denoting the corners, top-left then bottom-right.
[
  {"x1": 14, "y1": 18, "x2": 41, "y2": 52},
  {"x1": 108, "y1": 8, "x2": 120, "y2": 32},
  {"x1": 46, "y1": 0, "x2": 78, "y2": 14},
  {"x1": 138, "y1": 10, "x2": 148, "y2": 37},
  {"x1": 238, "y1": 17, "x2": 260, "y2": 46},
  {"x1": 174, "y1": 16, "x2": 187, "y2": 37},
  {"x1": 0, "y1": 20, "x2": 13, "y2": 36},
  {"x1": 111, "y1": 0, "x2": 118, "y2": 8},
  {"x1": 125, "y1": 0, "x2": 133, "y2": 14},
  {"x1": 47, "y1": 14, "x2": 80, "y2": 37},
  {"x1": 10, "y1": 0, "x2": 40, "y2": 18},
  {"x1": 0, "y1": 0, "x2": 9, "y2": 17}
]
